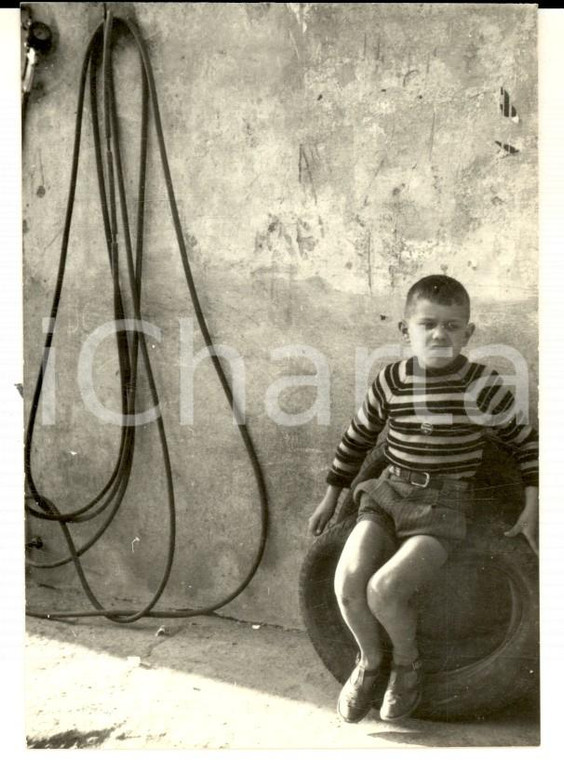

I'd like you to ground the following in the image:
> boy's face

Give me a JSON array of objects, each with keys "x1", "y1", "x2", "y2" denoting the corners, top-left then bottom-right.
[{"x1": 399, "y1": 298, "x2": 475, "y2": 369}]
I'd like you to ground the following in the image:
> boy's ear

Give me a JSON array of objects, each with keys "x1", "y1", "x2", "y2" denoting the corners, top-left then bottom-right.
[
  {"x1": 398, "y1": 320, "x2": 410, "y2": 342},
  {"x1": 463, "y1": 322, "x2": 476, "y2": 343}
]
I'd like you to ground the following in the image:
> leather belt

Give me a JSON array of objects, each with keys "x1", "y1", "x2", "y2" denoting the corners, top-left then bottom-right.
[{"x1": 388, "y1": 464, "x2": 472, "y2": 490}]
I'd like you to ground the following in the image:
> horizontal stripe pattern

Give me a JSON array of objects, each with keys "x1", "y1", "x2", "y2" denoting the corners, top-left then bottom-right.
[{"x1": 327, "y1": 356, "x2": 539, "y2": 488}]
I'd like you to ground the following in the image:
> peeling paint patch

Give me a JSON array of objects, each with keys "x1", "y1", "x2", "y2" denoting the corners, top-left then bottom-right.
[
  {"x1": 299, "y1": 144, "x2": 321, "y2": 204},
  {"x1": 403, "y1": 68, "x2": 420, "y2": 87},
  {"x1": 428, "y1": 110, "x2": 436, "y2": 160},
  {"x1": 254, "y1": 215, "x2": 296, "y2": 263},
  {"x1": 245, "y1": 3, "x2": 271, "y2": 24},
  {"x1": 296, "y1": 218, "x2": 316, "y2": 259},
  {"x1": 244, "y1": 120, "x2": 258, "y2": 148},
  {"x1": 286, "y1": 3, "x2": 311, "y2": 34}
]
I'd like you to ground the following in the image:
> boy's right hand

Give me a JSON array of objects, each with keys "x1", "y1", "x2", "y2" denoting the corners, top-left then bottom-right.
[{"x1": 308, "y1": 486, "x2": 342, "y2": 536}]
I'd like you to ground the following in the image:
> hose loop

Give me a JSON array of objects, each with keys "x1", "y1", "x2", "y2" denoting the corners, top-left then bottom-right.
[{"x1": 25, "y1": 12, "x2": 269, "y2": 623}]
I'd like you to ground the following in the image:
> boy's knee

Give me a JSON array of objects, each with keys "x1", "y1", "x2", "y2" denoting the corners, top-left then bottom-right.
[
  {"x1": 366, "y1": 571, "x2": 408, "y2": 611},
  {"x1": 334, "y1": 566, "x2": 369, "y2": 608}
]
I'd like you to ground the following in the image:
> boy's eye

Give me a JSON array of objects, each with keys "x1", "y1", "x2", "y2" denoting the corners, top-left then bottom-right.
[{"x1": 419, "y1": 321, "x2": 462, "y2": 330}]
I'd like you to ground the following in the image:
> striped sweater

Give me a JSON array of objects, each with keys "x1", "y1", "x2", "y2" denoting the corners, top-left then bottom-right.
[{"x1": 327, "y1": 354, "x2": 538, "y2": 488}]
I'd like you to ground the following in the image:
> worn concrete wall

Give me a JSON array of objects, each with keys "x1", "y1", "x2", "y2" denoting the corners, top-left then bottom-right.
[{"x1": 23, "y1": 3, "x2": 537, "y2": 629}]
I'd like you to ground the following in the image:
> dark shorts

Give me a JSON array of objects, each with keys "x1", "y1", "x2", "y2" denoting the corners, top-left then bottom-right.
[{"x1": 353, "y1": 468, "x2": 474, "y2": 555}]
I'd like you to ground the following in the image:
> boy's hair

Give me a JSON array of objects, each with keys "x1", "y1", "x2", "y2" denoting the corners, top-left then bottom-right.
[{"x1": 405, "y1": 275, "x2": 470, "y2": 318}]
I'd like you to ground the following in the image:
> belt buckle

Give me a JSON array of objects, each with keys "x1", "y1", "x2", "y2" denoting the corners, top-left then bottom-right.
[{"x1": 410, "y1": 471, "x2": 430, "y2": 488}]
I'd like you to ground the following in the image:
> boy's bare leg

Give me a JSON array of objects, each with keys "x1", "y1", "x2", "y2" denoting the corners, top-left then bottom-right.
[
  {"x1": 366, "y1": 534, "x2": 448, "y2": 664},
  {"x1": 334, "y1": 520, "x2": 396, "y2": 669}
]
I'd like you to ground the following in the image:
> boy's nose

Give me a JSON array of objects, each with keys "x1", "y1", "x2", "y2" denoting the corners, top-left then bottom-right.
[{"x1": 431, "y1": 325, "x2": 448, "y2": 341}]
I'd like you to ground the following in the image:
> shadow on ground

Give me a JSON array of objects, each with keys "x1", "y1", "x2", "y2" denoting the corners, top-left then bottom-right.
[
  {"x1": 26, "y1": 581, "x2": 333, "y2": 708},
  {"x1": 25, "y1": 581, "x2": 540, "y2": 749},
  {"x1": 27, "y1": 726, "x2": 119, "y2": 749}
]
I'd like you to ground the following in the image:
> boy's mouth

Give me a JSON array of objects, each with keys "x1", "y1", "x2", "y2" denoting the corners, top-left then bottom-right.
[{"x1": 425, "y1": 347, "x2": 455, "y2": 361}]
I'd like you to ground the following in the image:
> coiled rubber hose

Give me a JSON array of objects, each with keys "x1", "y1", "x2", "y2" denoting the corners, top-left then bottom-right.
[{"x1": 25, "y1": 11, "x2": 269, "y2": 623}]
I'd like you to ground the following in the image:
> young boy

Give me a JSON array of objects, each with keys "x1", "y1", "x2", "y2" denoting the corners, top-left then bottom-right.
[{"x1": 308, "y1": 274, "x2": 539, "y2": 723}]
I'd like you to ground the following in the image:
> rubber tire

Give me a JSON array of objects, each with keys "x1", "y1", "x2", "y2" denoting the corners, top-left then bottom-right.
[{"x1": 299, "y1": 444, "x2": 539, "y2": 721}]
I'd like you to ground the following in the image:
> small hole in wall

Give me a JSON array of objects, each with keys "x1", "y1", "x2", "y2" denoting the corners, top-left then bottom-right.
[{"x1": 499, "y1": 87, "x2": 519, "y2": 122}]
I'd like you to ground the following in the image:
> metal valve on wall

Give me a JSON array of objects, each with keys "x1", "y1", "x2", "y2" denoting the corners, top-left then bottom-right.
[{"x1": 21, "y1": 5, "x2": 54, "y2": 128}]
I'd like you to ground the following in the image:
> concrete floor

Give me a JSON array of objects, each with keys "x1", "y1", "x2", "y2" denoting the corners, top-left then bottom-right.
[{"x1": 22, "y1": 581, "x2": 540, "y2": 751}]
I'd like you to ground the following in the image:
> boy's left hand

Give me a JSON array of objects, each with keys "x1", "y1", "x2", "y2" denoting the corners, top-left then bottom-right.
[{"x1": 504, "y1": 486, "x2": 539, "y2": 556}]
